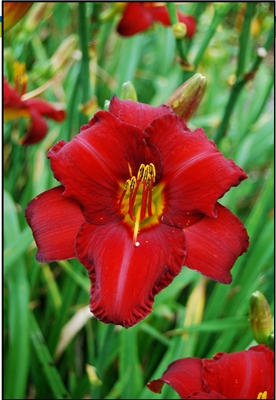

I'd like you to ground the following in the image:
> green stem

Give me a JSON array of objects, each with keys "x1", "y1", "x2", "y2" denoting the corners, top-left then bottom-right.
[
  {"x1": 193, "y1": 3, "x2": 235, "y2": 70},
  {"x1": 166, "y1": 2, "x2": 188, "y2": 64},
  {"x1": 213, "y1": 24, "x2": 274, "y2": 145},
  {"x1": 78, "y1": 3, "x2": 91, "y2": 126},
  {"x1": 236, "y1": 2, "x2": 257, "y2": 79}
]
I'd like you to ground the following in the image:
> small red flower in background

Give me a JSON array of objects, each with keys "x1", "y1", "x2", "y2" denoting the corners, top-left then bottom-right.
[
  {"x1": 3, "y1": 2, "x2": 33, "y2": 31},
  {"x1": 117, "y1": 2, "x2": 196, "y2": 37},
  {"x1": 25, "y1": 96, "x2": 249, "y2": 328},
  {"x1": 4, "y1": 62, "x2": 66, "y2": 145},
  {"x1": 147, "y1": 345, "x2": 274, "y2": 399}
]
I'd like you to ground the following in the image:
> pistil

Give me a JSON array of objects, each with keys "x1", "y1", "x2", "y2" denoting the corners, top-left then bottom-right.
[{"x1": 120, "y1": 162, "x2": 157, "y2": 243}]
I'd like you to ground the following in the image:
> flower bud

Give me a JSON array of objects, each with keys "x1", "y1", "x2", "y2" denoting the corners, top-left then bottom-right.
[
  {"x1": 249, "y1": 291, "x2": 273, "y2": 346},
  {"x1": 4, "y1": 2, "x2": 33, "y2": 32},
  {"x1": 120, "y1": 81, "x2": 138, "y2": 101},
  {"x1": 172, "y1": 22, "x2": 187, "y2": 39},
  {"x1": 165, "y1": 73, "x2": 207, "y2": 121}
]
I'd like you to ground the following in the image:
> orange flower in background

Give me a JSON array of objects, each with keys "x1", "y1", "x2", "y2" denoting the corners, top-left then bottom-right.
[
  {"x1": 3, "y1": 2, "x2": 33, "y2": 31},
  {"x1": 4, "y1": 62, "x2": 66, "y2": 145},
  {"x1": 117, "y1": 2, "x2": 196, "y2": 37}
]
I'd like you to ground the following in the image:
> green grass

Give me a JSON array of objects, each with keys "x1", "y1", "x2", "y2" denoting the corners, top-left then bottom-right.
[{"x1": 3, "y1": 2, "x2": 274, "y2": 399}]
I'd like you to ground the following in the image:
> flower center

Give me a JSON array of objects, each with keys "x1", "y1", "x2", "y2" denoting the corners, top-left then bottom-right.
[
  {"x1": 257, "y1": 392, "x2": 267, "y2": 399},
  {"x1": 13, "y1": 61, "x2": 28, "y2": 95},
  {"x1": 119, "y1": 163, "x2": 164, "y2": 245}
]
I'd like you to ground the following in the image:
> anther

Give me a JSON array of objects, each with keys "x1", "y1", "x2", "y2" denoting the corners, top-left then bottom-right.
[
  {"x1": 137, "y1": 164, "x2": 145, "y2": 180},
  {"x1": 120, "y1": 162, "x2": 157, "y2": 240},
  {"x1": 149, "y1": 163, "x2": 156, "y2": 182}
]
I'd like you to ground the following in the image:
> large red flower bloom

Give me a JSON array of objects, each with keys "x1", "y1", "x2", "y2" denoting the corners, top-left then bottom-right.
[
  {"x1": 4, "y1": 76, "x2": 65, "y2": 145},
  {"x1": 117, "y1": 2, "x2": 196, "y2": 37},
  {"x1": 25, "y1": 96, "x2": 249, "y2": 328},
  {"x1": 147, "y1": 345, "x2": 274, "y2": 399}
]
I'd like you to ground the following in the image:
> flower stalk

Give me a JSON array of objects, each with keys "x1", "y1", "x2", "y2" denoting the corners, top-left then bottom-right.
[
  {"x1": 213, "y1": 23, "x2": 274, "y2": 144},
  {"x1": 78, "y1": 3, "x2": 91, "y2": 126},
  {"x1": 166, "y1": 3, "x2": 191, "y2": 69}
]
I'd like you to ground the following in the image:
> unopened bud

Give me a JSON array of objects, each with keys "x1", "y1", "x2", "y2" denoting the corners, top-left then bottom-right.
[
  {"x1": 85, "y1": 364, "x2": 102, "y2": 386},
  {"x1": 172, "y1": 22, "x2": 187, "y2": 39},
  {"x1": 23, "y1": 3, "x2": 54, "y2": 34},
  {"x1": 165, "y1": 73, "x2": 207, "y2": 121},
  {"x1": 249, "y1": 291, "x2": 273, "y2": 346},
  {"x1": 120, "y1": 81, "x2": 138, "y2": 101},
  {"x1": 4, "y1": 2, "x2": 33, "y2": 32}
]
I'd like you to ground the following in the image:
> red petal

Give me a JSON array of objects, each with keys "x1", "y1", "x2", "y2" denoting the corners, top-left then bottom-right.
[
  {"x1": 25, "y1": 186, "x2": 84, "y2": 262},
  {"x1": 75, "y1": 221, "x2": 186, "y2": 328},
  {"x1": 116, "y1": 3, "x2": 153, "y2": 36},
  {"x1": 109, "y1": 95, "x2": 172, "y2": 131},
  {"x1": 146, "y1": 5, "x2": 196, "y2": 37},
  {"x1": 147, "y1": 358, "x2": 204, "y2": 398},
  {"x1": 24, "y1": 98, "x2": 66, "y2": 122},
  {"x1": 4, "y1": 78, "x2": 23, "y2": 106},
  {"x1": 186, "y1": 391, "x2": 226, "y2": 399},
  {"x1": 47, "y1": 111, "x2": 149, "y2": 224},
  {"x1": 177, "y1": 12, "x2": 196, "y2": 38},
  {"x1": 184, "y1": 203, "x2": 249, "y2": 284},
  {"x1": 145, "y1": 113, "x2": 247, "y2": 222},
  {"x1": 202, "y1": 345, "x2": 274, "y2": 399},
  {"x1": 145, "y1": 4, "x2": 171, "y2": 25},
  {"x1": 20, "y1": 107, "x2": 48, "y2": 145}
]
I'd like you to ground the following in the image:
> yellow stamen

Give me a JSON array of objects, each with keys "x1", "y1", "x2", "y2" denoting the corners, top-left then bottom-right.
[
  {"x1": 119, "y1": 162, "x2": 160, "y2": 244},
  {"x1": 257, "y1": 391, "x2": 267, "y2": 399},
  {"x1": 13, "y1": 61, "x2": 28, "y2": 95}
]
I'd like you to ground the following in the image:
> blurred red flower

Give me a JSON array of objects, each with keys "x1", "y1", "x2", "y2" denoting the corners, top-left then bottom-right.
[
  {"x1": 3, "y1": 1, "x2": 33, "y2": 31},
  {"x1": 25, "y1": 96, "x2": 249, "y2": 328},
  {"x1": 117, "y1": 2, "x2": 196, "y2": 37},
  {"x1": 4, "y1": 64, "x2": 65, "y2": 145},
  {"x1": 148, "y1": 345, "x2": 274, "y2": 399}
]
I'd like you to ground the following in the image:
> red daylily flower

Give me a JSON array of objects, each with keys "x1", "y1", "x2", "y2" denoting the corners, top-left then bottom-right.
[
  {"x1": 4, "y1": 64, "x2": 65, "y2": 145},
  {"x1": 3, "y1": 2, "x2": 33, "y2": 31},
  {"x1": 25, "y1": 96, "x2": 249, "y2": 328},
  {"x1": 117, "y1": 2, "x2": 196, "y2": 37},
  {"x1": 147, "y1": 344, "x2": 274, "y2": 399}
]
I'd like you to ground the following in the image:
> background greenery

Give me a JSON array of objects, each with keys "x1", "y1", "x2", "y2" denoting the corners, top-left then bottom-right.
[{"x1": 3, "y1": 2, "x2": 274, "y2": 399}]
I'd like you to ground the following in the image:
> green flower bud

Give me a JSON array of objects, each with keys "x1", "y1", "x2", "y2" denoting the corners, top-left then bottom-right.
[
  {"x1": 165, "y1": 74, "x2": 207, "y2": 122},
  {"x1": 172, "y1": 22, "x2": 187, "y2": 39},
  {"x1": 120, "y1": 81, "x2": 138, "y2": 101},
  {"x1": 249, "y1": 291, "x2": 273, "y2": 346}
]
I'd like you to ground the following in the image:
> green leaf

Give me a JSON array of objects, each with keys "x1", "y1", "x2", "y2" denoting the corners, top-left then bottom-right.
[{"x1": 29, "y1": 312, "x2": 71, "y2": 399}]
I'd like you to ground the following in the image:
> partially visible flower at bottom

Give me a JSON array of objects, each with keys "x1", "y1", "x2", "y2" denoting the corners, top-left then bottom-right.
[
  {"x1": 147, "y1": 345, "x2": 274, "y2": 399},
  {"x1": 25, "y1": 96, "x2": 249, "y2": 328},
  {"x1": 4, "y1": 62, "x2": 66, "y2": 145}
]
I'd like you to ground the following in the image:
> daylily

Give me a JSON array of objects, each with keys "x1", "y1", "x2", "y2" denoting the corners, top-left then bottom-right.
[
  {"x1": 25, "y1": 96, "x2": 249, "y2": 328},
  {"x1": 116, "y1": 2, "x2": 196, "y2": 38},
  {"x1": 3, "y1": 2, "x2": 33, "y2": 31},
  {"x1": 4, "y1": 62, "x2": 66, "y2": 145},
  {"x1": 147, "y1": 344, "x2": 274, "y2": 399}
]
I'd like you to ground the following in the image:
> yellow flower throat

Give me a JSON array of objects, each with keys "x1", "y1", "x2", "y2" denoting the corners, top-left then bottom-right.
[{"x1": 119, "y1": 163, "x2": 164, "y2": 245}]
